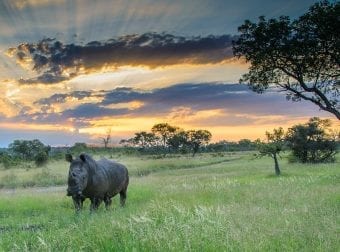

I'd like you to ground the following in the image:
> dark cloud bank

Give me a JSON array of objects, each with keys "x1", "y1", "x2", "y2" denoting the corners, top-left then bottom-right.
[
  {"x1": 30, "y1": 83, "x2": 321, "y2": 127},
  {"x1": 10, "y1": 33, "x2": 236, "y2": 84}
]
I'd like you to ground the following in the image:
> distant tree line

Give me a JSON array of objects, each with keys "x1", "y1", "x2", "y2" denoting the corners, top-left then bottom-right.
[
  {"x1": 0, "y1": 118, "x2": 338, "y2": 170},
  {"x1": 119, "y1": 123, "x2": 212, "y2": 157}
]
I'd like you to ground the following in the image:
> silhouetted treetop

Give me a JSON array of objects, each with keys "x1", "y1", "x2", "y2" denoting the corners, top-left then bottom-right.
[{"x1": 233, "y1": 1, "x2": 340, "y2": 119}]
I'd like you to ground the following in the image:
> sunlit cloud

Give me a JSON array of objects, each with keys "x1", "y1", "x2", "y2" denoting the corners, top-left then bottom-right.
[
  {"x1": 7, "y1": 33, "x2": 235, "y2": 84},
  {"x1": 65, "y1": 62, "x2": 247, "y2": 91},
  {"x1": 10, "y1": 0, "x2": 66, "y2": 9},
  {"x1": 0, "y1": 121, "x2": 75, "y2": 132}
]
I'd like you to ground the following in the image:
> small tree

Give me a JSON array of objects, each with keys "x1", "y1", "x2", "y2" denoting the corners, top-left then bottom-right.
[
  {"x1": 286, "y1": 117, "x2": 337, "y2": 163},
  {"x1": 101, "y1": 128, "x2": 112, "y2": 149},
  {"x1": 186, "y1": 130, "x2": 212, "y2": 157},
  {"x1": 255, "y1": 127, "x2": 285, "y2": 176}
]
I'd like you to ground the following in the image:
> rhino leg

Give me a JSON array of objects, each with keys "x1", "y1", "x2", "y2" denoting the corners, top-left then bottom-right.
[
  {"x1": 120, "y1": 177, "x2": 129, "y2": 207},
  {"x1": 119, "y1": 190, "x2": 127, "y2": 207},
  {"x1": 80, "y1": 197, "x2": 85, "y2": 209},
  {"x1": 104, "y1": 196, "x2": 112, "y2": 210},
  {"x1": 72, "y1": 196, "x2": 84, "y2": 212},
  {"x1": 90, "y1": 197, "x2": 102, "y2": 211}
]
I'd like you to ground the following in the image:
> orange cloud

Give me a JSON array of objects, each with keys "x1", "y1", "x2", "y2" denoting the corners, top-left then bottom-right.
[{"x1": 0, "y1": 122, "x2": 76, "y2": 132}]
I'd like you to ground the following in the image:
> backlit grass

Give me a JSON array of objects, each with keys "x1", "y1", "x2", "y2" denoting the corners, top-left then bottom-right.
[{"x1": 0, "y1": 153, "x2": 339, "y2": 251}]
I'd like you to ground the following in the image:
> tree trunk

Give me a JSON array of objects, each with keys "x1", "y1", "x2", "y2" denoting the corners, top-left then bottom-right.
[
  {"x1": 192, "y1": 144, "x2": 199, "y2": 157},
  {"x1": 273, "y1": 153, "x2": 281, "y2": 176}
]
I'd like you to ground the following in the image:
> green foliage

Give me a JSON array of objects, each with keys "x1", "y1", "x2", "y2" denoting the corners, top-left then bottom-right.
[
  {"x1": 0, "y1": 152, "x2": 18, "y2": 169},
  {"x1": 70, "y1": 142, "x2": 88, "y2": 154},
  {"x1": 131, "y1": 131, "x2": 159, "y2": 149},
  {"x1": 8, "y1": 139, "x2": 50, "y2": 161},
  {"x1": 206, "y1": 140, "x2": 257, "y2": 152},
  {"x1": 49, "y1": 147, "x2": 68, "y2": 160},
  {"x1": 286, "y1": 117, "x2": 337, "y2": 163},
  {"x1": 121, "y1": 123, "x2": 212, "y2": 156},
  {"x1": 34, "y1": 151, "x2": 49, "y2": 167},
  {"x1": 167, "y1": 130, "x2": 188, "y2": 152},
  {"x1": 233, "y1": 0, "x2": 340, "y2": 119},
  {"x1": 186, "y1": 129, "x2": 212, "y2": 156},
  {"x1": 151, "y1": 123, "x2": 178, "y2": 152}
]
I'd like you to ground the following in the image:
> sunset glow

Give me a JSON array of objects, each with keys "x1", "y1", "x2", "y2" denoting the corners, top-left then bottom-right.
[{"x1": 0, "y1": 0, "x2": 337, "y2": 147}]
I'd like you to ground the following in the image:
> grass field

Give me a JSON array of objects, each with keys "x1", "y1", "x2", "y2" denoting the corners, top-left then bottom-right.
[{"x1": 0, "y1": 152, "x2": 339, "y2": 251}]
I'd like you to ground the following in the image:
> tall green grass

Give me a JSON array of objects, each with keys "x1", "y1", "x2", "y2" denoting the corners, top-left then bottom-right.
[
  {"x1": 0, "y1": 153, "x2": 339, "y2": 251},
  {"x1": 0, "y1": 152, "x2": 243, "y2": 189}
]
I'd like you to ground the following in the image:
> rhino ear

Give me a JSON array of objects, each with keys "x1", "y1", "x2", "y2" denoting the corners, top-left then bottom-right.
[
  {"x1": 79, "y1": 153, "x2": 87, "y2": 162},
  {"x1": 65, "y1": 154, "x2": 73, "y2": 162}
]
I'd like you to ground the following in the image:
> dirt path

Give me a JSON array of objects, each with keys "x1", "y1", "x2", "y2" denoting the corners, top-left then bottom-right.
[{"x1": 0, "y1": 185, "x2": 66, "y2": 195}]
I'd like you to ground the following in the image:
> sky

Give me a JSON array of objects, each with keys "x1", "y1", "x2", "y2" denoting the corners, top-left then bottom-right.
[{"x1": 0, "y1": 0, "x2": 337, "y2": 147}]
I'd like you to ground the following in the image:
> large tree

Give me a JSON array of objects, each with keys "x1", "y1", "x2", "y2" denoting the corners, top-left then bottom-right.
[
  {"x1": 167, "y1": 130, "x2": 188, "y2": 152},
  {"x1": 151, "y1": 123, "x2": 178, "y2": 154},
  {"x1": 132, "y1": 131, "x2": 158, "y2": 149},
  {"x1": 233, "y1": 1, "x2": 340, "y2": 119},
  {"x1": 186, "y1": 130, "x2": 212, "y2": 157}
]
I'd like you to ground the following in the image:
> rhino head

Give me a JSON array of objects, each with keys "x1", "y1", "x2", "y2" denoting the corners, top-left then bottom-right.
[{"x1": 65, "y1": 153, "x2": 89, "y2": 210}]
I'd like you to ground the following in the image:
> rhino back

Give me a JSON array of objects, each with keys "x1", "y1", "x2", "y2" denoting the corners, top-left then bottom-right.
[{"x1": 90, "y1": 159, "x2": 128, "y2": 197}]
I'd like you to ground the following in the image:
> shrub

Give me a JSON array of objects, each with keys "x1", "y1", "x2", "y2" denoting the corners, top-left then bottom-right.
[{"x1": 34, "y1": 151, "x2": 49, "y2": 167}]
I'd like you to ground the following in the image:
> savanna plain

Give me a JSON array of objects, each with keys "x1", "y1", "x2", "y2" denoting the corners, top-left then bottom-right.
[{"x1": 0, "y1": 152, "x2": 339, "y2": 251}]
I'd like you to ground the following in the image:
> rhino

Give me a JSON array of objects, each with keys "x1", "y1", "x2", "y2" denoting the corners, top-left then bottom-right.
[{"x1": 66, "y1": 153, "x2": 129, "y2": 212}]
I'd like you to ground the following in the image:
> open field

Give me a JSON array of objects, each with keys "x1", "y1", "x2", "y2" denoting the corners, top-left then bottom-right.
[{"x1": 0, "y1": 153, "x2": 339, "y2": 251}]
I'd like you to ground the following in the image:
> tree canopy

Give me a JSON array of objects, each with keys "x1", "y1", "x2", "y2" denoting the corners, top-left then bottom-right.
[
  {"x1": 8, "y1": 139, "x2": 50, "y2": 161},
  {"x1": 233, "y1": 1, "x2": 340, "y2": 119},
  {"x1": 186, "y1": 130, "x2": 212, "y2": 156},
  {"x1": 286, "y1": 117, "x2": 337, "y2": 163},
  {"x1": 121, "y1": 123, "x2": 212, "y2": 156}
]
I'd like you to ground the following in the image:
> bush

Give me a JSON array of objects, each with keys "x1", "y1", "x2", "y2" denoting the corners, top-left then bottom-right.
[
  {"x1": 8, "y1": 139, "x2": 50, "y2": 161},
  {"x1": 34, "y1": 151, "x2": 49, "y2": 167},
  {"x1": 0, "y1": 152, "x2": 18, "y2": 169}
]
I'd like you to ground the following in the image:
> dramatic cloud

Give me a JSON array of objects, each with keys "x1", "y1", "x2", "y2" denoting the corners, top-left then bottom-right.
[
  {"x1": 34, "y1": 83, "x2": 322, "y2": 123},
  {"x1": 35, "y1": 90, "x2": 100, "y2": 105},
  {"x1": 8, "y1": 33, "x2": 235, "y2": 84}
]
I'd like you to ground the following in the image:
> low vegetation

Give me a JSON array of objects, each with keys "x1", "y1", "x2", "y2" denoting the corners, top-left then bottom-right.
[
  {"x1": 0, "y1": 152, "x2": 339, "y2": 251},
  {"x1": 0, "y1": 117, "x2": 338, "y2": 250}
]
